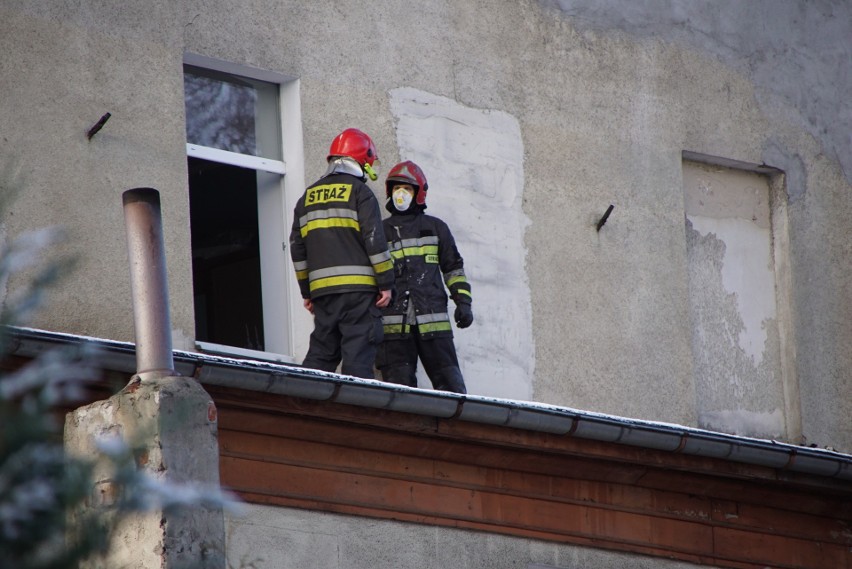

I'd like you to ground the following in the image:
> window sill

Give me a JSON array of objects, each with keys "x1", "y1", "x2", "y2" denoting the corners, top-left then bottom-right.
[{"x1": 195, "y1": 341, "x2": 295, "y2": 364}]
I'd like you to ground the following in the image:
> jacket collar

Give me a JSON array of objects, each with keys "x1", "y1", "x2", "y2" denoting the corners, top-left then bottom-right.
[{"x1": 324, "y1": 157, "x2": 366, "y2": 180}]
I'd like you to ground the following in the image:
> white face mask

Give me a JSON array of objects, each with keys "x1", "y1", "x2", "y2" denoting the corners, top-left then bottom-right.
[{"x1": 392, "y1": 186, "x2": 414, "y2": 211}]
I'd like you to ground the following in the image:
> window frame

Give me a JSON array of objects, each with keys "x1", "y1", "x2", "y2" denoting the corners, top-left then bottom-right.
[
  {"x1": 183, "y1": 53, "x2": 306, "y2": 363},
  {"x1": 186, "y1": 144, "x2": 285, "y2": 175}
]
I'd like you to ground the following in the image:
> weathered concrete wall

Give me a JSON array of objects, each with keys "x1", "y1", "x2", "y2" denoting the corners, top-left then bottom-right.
[
  {"x1": 0, "y1": 3, "x2": 194, "y2": 348},
  {"x1": 225, "y1": 504, "x2": 721, "y2": 569},
  {"x1": 538, "y1": 0, "x2": 852, "y2": 451},
  {"x1": 1, "y1": 1, "x2": 850, "y2": 452}
]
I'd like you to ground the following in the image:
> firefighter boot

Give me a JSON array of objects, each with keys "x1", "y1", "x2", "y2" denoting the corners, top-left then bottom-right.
[
  {"x1": 432, "y1": 366, "x2": 467, "y2": 394},
  {"x1": 380, "y1": 364, "x2": 417, "y2": 388}
]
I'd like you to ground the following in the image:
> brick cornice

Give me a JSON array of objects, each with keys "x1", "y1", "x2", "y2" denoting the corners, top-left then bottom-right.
[{"x1": 209, "y1": 386, "x2": 852, "y2": 569}]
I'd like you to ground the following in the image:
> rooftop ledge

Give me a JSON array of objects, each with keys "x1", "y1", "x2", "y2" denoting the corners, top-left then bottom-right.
[{"x1": 5, "y1": 325, "x2": 851, "y2": 482}]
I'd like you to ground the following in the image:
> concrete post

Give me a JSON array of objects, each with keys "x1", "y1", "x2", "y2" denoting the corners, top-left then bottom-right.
[{"x1": 65, "y1": 377, "x2": 226, "y2": 569}]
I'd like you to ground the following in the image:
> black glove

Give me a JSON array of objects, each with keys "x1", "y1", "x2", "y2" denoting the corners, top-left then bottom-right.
[{"x1": 454, "y1": 303, "x2": 473, "y2": 329}]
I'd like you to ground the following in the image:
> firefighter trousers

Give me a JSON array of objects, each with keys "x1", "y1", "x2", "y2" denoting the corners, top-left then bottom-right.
[
  {"x1": 302, "y1": 291, "x2": 383, "y2": 379},
  {"x1": 376, "y1": 333, "x2": 467, "y2": 394}
]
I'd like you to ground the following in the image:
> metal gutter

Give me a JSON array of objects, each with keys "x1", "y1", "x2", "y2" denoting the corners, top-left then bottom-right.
[{"x1": 5, "y1": 325, "x2": 851, "y2": 481}]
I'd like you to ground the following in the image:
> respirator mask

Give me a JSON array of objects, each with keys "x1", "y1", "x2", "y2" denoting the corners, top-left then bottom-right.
[{"x1": 392, "y1": 185, "x2": 415, "y2": 211}]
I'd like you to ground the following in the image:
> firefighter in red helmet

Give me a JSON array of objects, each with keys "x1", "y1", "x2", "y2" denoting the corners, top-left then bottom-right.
[
  {"x1": 289, "y1": 128, "x2": 394, "y2": 378},
  {"x1": 375, "y1": 160, "x2": 473, "y2": 393}
]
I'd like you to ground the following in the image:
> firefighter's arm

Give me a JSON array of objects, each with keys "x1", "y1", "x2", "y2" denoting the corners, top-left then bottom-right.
[
  {"x1": 289, "y1": 216, "x2": 311, "y2": 301},
  {"x1": 449, "y1": 270, "x2": 473, "y2": 328},
  {"x1": 448, "y1": 267, "x2": 473, "y2": 328},
  {"x1": 357, "y1": 187, "x2": 395, "y2": 292},
  {"x1": 437, "y1": 220, "x2": 473, "y2": 327}
]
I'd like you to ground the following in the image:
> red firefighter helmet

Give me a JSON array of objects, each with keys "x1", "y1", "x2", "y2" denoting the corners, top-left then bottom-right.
[
  {"x1": 385, "y1": 160, "x2": 429, "y2": 206},
  {"x1": 327, "y1": 128, "x2": 378, "y2": 167}
]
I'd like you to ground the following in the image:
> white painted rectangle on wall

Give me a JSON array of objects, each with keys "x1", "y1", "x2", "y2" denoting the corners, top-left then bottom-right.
[{"x1": 390, "y1": 87, "x2": 534, "y2": 401}]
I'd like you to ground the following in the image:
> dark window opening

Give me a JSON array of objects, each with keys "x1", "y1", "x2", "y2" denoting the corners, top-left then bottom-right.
[{"x1": 188, "y1": 156, "x2": 264, "y2": 350}]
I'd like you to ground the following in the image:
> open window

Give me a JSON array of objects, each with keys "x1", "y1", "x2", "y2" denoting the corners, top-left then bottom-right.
[{"x1": 183, "y1": 59, "x2": 297, "y2": 361}]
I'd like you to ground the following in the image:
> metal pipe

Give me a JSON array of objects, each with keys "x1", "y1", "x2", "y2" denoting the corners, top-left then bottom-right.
[{"x1": 122, "y1": 188, "x2": 175, "y2": 381}]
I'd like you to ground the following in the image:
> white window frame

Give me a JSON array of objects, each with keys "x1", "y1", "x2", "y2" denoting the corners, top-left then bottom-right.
[
  {"x1": 184, "y1": 53, "x2": 307, "y2": 363},
  {"x1": 186, "y1": 144, "x2": 286, "y2": 175}
]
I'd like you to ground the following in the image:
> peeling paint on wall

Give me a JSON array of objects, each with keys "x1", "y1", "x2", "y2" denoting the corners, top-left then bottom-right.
[
  {"x1": 683, "y1": 161, "x2": 787, "y2": 439},
  {"x1": 687, "y1": 216, "x2": 775, "y2": 365},
  {"x1": 389, "y1": 88, "x2": 534, "y2": 400}
]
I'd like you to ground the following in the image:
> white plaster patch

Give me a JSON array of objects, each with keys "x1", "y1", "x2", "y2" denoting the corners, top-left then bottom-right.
[
  {"x1": 389, "y1": 87, "x2": 533, "y2": 400},
  {"x1": 687, "y1": 215, "x2": 776, "y2": 365}
]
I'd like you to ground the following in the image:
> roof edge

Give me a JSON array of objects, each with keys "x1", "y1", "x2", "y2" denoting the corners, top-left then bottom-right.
[{"x1": 4, "y1": 325, "x2": 851, "y2": 481}]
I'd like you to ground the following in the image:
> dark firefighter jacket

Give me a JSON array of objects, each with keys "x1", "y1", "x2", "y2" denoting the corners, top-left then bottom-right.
[
  {"x1": 381, "y1": 212, "x2": 471, "y2": 340},
  {"x1": 290, "y1": 172, "x2": 394, "y2": 299}
]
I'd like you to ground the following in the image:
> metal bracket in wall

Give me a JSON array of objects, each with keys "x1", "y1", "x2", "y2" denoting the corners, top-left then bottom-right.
[
  {"x1": 86, "y1": 112, "x2": 111, "y2": 140},
  {"x1": 596, "y1": 204, "x2": 614, "y2": 232}
]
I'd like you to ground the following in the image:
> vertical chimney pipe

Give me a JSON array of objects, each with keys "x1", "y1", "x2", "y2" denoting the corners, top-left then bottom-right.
[{"x1": 122, "y1": 188, "x2": 176, "y2": 381}]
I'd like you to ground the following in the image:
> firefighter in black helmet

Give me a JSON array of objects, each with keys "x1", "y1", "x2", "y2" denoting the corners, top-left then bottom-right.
[{"x1": 375, "y1": 160, "x2": 473, "y2": 393}]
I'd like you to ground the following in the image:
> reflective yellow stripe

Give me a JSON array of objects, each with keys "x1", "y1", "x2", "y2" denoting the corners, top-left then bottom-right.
[
  {"x1": 389, "y1": 245, "x2": 439, "y2": 259},
  {"x1": 418, "y1": 321, "x2": 452, "y2": 334},
  {"x1": 383, "y1": 324, "x2": 411, "y2": 334},
  {"x1": 447, "y1": 275, "x2": 467, "y2": 287},
  {"x1": 373, "y1": 259, "x2": 394, "y2": 274},
  {"x1": 295, "y1": 270, "x2": 308, "y2": 280},
  {"x1": 369, "y1": 250, "x2": 393, "y2": 268},
  {"x1": 309, "y1": 274, "x2": 377, "y2": 292},
  {"x1": 456, "y1": 289, "x2": 471, "y2": 298},
  {"x1": 301, "y1": 217, "x2": 360, "y2": 237},
  {"x1": 310, "y1": 264, "x2": 374, "y2": 280}
]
